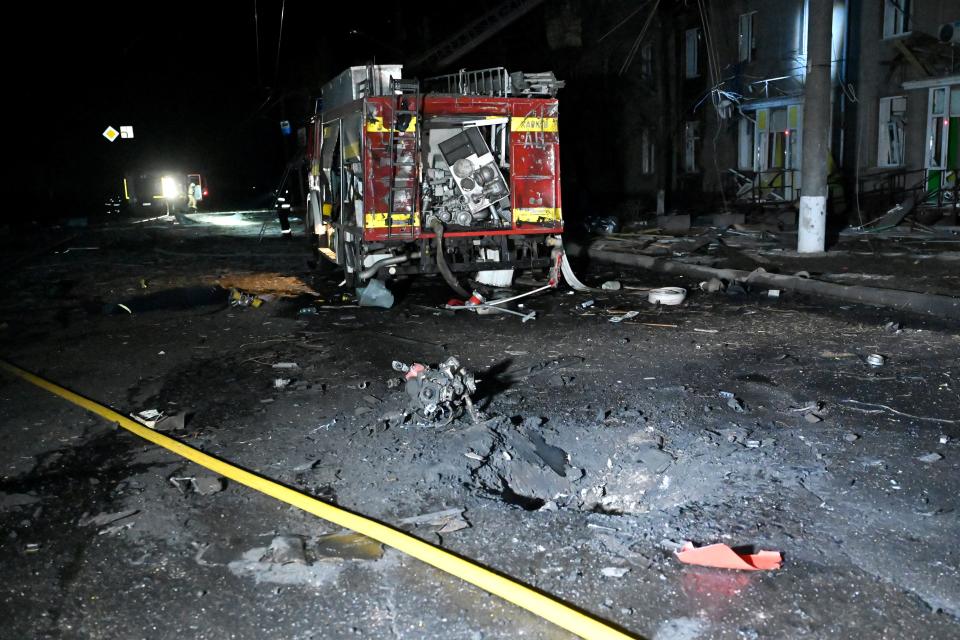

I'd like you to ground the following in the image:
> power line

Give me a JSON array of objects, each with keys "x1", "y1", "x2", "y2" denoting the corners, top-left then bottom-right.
[
  {"x1": 274, "y1": 0, "x2": 286, "y2": 85},
  {"x1": 254, "y1": 0, "x2": 261, "y2": 86}
]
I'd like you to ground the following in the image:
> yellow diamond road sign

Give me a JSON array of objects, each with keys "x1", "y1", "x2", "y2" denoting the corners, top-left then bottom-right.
[{"x1": 103, "y1": 126, "x2": 119, "y2": 142}]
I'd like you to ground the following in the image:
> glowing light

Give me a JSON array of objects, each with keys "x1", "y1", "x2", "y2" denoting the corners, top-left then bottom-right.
[{"x1": 160, "y1": 176, "x2": 180, "y2": 199}]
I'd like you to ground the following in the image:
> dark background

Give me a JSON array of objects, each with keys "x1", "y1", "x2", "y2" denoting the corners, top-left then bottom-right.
[{"x1": 9, "y1": 1, "x2": 658, "y2": 221}]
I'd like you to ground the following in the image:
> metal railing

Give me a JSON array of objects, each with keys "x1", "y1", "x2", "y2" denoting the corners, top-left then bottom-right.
[
  {"x1": 727, "y1": 168, "x2": 800, "y2": 204},
  {"x1": 857, "y1": 167, "x2": 958, "y2": 215},
  {"x1": 425, "y1": 67, "x2": 511, "y2": 97}
]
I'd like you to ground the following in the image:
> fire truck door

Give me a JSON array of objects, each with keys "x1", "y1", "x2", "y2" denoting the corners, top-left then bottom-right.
[{"x1": 320, "y1": 120, "x2": 341, "y2": 224}]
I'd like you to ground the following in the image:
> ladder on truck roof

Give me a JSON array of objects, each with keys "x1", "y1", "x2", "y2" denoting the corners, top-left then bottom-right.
[{"x1": 385, "y1": 78, "x2": 421, "y2": 241}]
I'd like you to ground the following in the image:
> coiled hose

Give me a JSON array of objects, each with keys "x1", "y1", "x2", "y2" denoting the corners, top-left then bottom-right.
[{"x1": 429, "y1": 218, "x2": 470, "y2": 298}]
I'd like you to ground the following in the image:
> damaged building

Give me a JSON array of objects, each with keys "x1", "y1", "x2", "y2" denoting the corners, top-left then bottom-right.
[
  {"x1": 663, "y1": 0, "x2": 959, "y2": 223},
  {"x1": 3, "y1": 2, "x2": 959, "y2": 639}
]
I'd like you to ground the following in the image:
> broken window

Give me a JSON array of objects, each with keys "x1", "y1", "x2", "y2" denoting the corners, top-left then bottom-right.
[
  {"x1": 883, "y1": 0, "x2": 912, "y2": 38},
  {"x1": 738, "y1": 116, "x2": 756, "y2": 170},
  {"x1": 683, "y1": 121, "x2": 699, "y2": 173},
  {"x1": 738, "y1": 12, "x2": 756, "y2": 63},
  {"x1": 927, "y1": 87, "x2": 948, "y2": 169},
  {"x1": 684, "y1": 28, "x2": 700, "y2": 78},
  {"x1": 878, "y1": 96, "x2": 906, "y2": 167},
  {"x1": 641, "y1": 128, "x2": 655, "y2": 175},
  {"x1": 640, "y1": 42, "x2": 654, "y2": 79}
]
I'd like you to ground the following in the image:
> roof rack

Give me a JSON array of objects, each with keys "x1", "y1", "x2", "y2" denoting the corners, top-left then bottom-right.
[{"x1": 424, "y1": 67, "x2": 565, "y2": 98}]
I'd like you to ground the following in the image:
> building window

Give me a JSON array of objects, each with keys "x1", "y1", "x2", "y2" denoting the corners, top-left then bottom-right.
[
  {"x1": 738, "y1": 12, "x2": 756, "y2": 63},
  {"x1": 684, "y1": 28, "x2": 700, "y2": 78},
  {"x1": 738, "y1": 117, "x2": 756, "y2": 170},
  {"x1": 640, "y1": 42, "x2": 654, "y2": 79},
  {"x1": 683, "y1": 121, "x2": 699, "y2": 172},
  {"x1": 878, "y1": 96, "x2": 906, "y2": 167},
  {"x1": 641, "y1": 128, "x2": 655, "y2": 175},
  {"x1": 883, "y1": 0, "x2": 912, "y2": 38}
]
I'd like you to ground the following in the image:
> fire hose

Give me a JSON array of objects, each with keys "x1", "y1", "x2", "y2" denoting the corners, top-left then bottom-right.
[
  {"x1": 0, "y1": 360, "x2": 634, "y2": 640},
  {"x1": 429, "y1": 217, "x2": 470, "y2": 298}
]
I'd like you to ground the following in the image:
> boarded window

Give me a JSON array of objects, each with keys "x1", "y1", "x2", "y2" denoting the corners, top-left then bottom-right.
[
  {"x1": 641, "y1": 128, "x2": 655, "y2": 175},
  {"x1": 640, "y1": 42, "x2": 654, "y2": 79},
  {"x1": 684, "y1": 29, "x2": 700, "y2": 78},
  {"x1": 877, "y1": 96, "x2": 906, "y2": 167},
  {"x1": 683, "y1": 121, "x2": 699, "y2": 173},
  {"x1": 738, "y1": 12, "x2": 756, "y2": 63}
]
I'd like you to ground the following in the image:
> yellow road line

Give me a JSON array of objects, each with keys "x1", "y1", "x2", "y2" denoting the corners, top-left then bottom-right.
[{"x1": 0, "y1": 360, "x2": 635, "y2": 640}]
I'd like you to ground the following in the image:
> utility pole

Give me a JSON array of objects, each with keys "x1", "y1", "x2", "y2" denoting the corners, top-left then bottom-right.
[{"x1": 798, "y1": 0, "x2": 833, "y2": 253}]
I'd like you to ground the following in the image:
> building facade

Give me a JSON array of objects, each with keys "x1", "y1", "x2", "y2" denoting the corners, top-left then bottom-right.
[{"x1": 666, "y1": 0, "x2": 959, "y2": 221}]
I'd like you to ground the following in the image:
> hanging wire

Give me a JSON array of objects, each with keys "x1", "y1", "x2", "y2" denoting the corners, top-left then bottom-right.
[
  {"x1": 274, "y1": 0, "x2": 286, "y2": 85},
  {"x1": 599, "y1": 0, "x2": 653, "y2": 43},
  {"x1": 254, "y1": 0, "x2": 262, "y2": 86},
  {"x1": 618, "y1": 0, "x2": 661, "y2": 76}
]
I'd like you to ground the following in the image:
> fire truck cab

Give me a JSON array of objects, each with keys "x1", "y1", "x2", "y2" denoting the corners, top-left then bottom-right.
[{"x1": 304, "y1": 65, "x2": 563, "y2": 290}]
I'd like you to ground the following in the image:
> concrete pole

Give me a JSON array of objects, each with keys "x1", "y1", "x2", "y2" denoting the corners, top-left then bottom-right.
[{"x1": 798, "y1": 0, "x2": 833, "y2": 253}]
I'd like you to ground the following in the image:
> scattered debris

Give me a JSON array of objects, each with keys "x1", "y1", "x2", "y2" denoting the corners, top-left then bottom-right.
[
  {"x1": 609, "y1": 311, "x2": 639, "y2": 323},
  {"x1": 357, "y1": 279, "x2": 395, "y2": 309},
  {"x1": 79, "y1": 509, "x2": 139, "y2": 528},
  {"x1": 699, "y1": 278, "x2": 725, "y2": 292},
  {"x1": 601, "y1": 566, "x2": 630, "y2": 578},
  {"x1": 579, "y1": 299, "x2": 595, "y2": 309},
  {"x1": 217, "y1": 273, "x2": 318, "y2": 297},
  {"x1": 917, "y1": 452, "x2": 943, "y2": 463},
  {"x1": 132, "y1": 409, "x2": 189, "y2": 431},
  {"x1": 804, "y1": 413, "x2": 824, "y2": 424},
  {"x1": 273, "y1": 378, "x2": 291, "y2": 389},
  {"x1": 719, "y1": 392, "x2": 746, "y2": 413},
  {"x1": 314, "y1": 532, "x2": 384, "y2": 560},
  {"x1": 169, "y1": 475, "x2": 226, "y2": 495},
  {"x1": 844, "y1": 433, "x2": 860, "y2": 443},
  {"x1": 648, "y1": 287, "x2": 687, "y2": 306},
  {"x1": 392, "y1": 357, "x2": 478, "y2": 424},
  {"x1": 229, "y1": 288, "x2": 268, "y2": 308},
  {"x1": 397, "y1": 508, "x2": 470, "y2": 535},
  {"x1": 272, "y1": 362, "x2": 299, "y2": 370},
  {"x1": 262, "y1": 535, "x2": 308, "y2": 565},
  {"x1": 133, "y1": 409, "x2": 163, "y2": 428},
  {"x1": 842, "y1": 399, "x2": 958, "y2": 424},
  {"x1": 866, "y1": 354, "x2": 886, "y2": 367},
  {"x1": 601, "y1": 280, "x2": 622, "y2": 291},
  {"x1": 675, "y1": 542, "x2": 782, "y2": 571}
]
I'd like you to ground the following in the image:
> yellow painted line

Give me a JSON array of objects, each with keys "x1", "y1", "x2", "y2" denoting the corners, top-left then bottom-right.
[
  {"x1": 366, "y1": 116, "x2": 417, "y2": 133},
  {"x1": 0, "y1": 360, "x2": 634, "y2": 639},
  {"x1": 364, "y1": 212, "x2": 420, "y2": 229},
  {"x1": 511, "y1": 117, "x2": 558, "y2": 133},
  {"x1": 515, "y1": 207, "x2": 563, "y2": 223}
]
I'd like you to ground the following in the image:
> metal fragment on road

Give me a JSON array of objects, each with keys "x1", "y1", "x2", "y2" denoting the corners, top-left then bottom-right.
[
  {"x1": 866, "y1": 354, "x2": 885, "y2": 367},
  {"x1": 609, "y1": 311, "x2": 639, "y2": 323}
]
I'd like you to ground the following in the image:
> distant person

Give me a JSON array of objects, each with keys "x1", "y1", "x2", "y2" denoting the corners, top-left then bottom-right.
[{"x1": 187, "y1": 182, "x2": 198, "y2": 213}]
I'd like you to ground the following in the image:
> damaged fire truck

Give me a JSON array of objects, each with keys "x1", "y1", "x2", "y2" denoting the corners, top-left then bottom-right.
[{"x1": 304, "y1": 65, "x2": 563, "y2": 294}]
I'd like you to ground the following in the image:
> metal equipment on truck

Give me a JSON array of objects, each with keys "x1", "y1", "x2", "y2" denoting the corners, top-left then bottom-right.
[{"x1": 304, "y1": 64, "x2": 563, "y2": 292}]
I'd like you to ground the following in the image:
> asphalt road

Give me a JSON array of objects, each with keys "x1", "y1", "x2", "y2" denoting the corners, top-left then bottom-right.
[{"x1": 1, "y1": 213, "x2": 958, "y2": 639}]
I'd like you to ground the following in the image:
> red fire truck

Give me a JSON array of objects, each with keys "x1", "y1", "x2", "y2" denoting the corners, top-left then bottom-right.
[{"x1": 304, "y1": 65, "x2": 563, "y2": 292}]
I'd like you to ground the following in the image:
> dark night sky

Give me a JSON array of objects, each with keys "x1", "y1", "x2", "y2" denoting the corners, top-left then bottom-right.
[{"x1": 13, "y1": 1, "x2": 471, "y2": 215}]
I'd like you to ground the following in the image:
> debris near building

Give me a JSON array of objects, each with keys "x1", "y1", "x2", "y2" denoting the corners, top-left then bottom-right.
[{"x1": 392, "y1": 357, "x2": 479, "y2": 424}]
